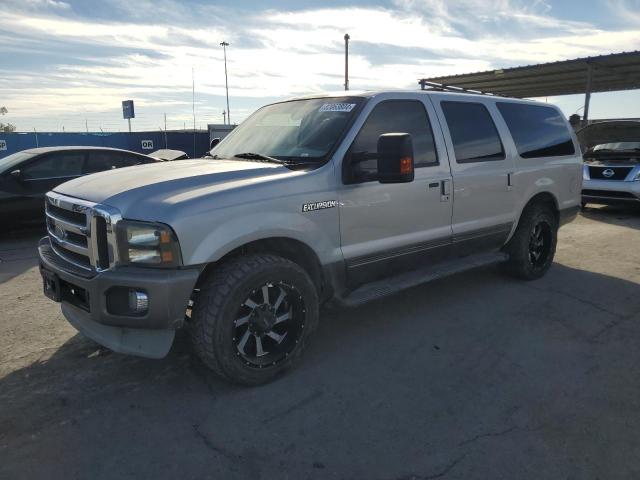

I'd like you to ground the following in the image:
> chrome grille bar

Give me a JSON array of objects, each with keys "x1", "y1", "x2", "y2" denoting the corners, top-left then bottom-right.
[
  {"x1": 47, "y1": 225, "x2": 89, "y2": 256},
  {"x1": 45, "y1": 210, "x2": 87, "y2": 235},
  {"x1": 50, "y1": 241, "x2": 93, "y2": 272}
]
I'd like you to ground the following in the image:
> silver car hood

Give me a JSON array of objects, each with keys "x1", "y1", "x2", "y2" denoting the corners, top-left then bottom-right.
[{"x1": 54, "y1": 159, "x2": 296, "y2": 213}]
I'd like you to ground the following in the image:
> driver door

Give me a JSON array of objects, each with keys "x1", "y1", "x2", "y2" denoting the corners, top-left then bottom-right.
[
  {"x1": 9, "y1": 151, "x2": 85, "y2": 218},
  {"x1": 338, "y1": 98, "x2": 453, "y2": 287}
]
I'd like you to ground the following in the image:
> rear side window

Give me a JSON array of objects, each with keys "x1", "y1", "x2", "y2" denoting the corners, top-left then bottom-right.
[
  {"x1": 497, "y1": 102, "x2": 575, "y2": 158},
  {"x1": 85, "y1": 151, "x2": 121, "y2": 173},
  {"x1": 121, "y1": 153, "x2": 147, "y2": 167},
  {"x1": 441, "y1": 101, "x2": 505, "y2": 163}
]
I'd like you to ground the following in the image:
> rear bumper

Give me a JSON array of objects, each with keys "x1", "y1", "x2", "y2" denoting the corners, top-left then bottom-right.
[{"x1": 38, "y1": 237, "x2": 200, "y2": 358}]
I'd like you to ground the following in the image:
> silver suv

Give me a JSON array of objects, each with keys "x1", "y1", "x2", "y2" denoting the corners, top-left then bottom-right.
[
  {"x1": 578, "y1": 121, "x2": 640, "y2": 206},
  {"x1": 38, "y1": 91, "x2": 582, "y2": 385}
]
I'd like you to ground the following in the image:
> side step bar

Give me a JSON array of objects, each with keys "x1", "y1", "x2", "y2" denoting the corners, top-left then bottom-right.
[{"x1": 336, "y1": 252, "x2": 508, "y2": 307}]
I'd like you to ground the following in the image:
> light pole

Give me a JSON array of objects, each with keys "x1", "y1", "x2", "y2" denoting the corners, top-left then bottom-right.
[
  {"x1": 220, "y1": 41, "x2": 231, "y2": 125},
  {"x1": 344, "y1": 33, "x2": 350, "y2": 91}
]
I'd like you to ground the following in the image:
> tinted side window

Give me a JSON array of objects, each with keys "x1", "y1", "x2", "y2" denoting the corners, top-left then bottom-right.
[
  {"x1": 121, "y1": 153, "x2": 147, "y2": 167},
  {"x1": 348, "y1": 100, "x2": 438, "y2": 182},
  {"x1": 85, "y1": 151, "x2": 121, "y2": 173},
  {"x1": 21, "y1": 152, "x2": 84, "y2": 180},
  {"x1": 497, "y1": 102, "x2": 575, "y2": 158},
  {"x1": 441, "y1": 101, "x2": 505, "y2": 163}
]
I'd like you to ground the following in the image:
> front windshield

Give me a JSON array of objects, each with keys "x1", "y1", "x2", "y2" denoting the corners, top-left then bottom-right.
[
  {"x1": 212, "y1": 97, "x2": 364, "y2": 163},
  {"x1": 593, "y1": 142, "x2": 640, "y2": 152}
]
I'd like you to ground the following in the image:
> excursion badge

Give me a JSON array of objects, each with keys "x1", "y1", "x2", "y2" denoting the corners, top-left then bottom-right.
[{"x1": 302, "y1": 200, "x2": 338, "y2": 212}]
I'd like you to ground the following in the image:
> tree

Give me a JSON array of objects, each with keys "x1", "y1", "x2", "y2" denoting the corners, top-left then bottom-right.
[{"x1": 0, "y1": 106, "x2": 15, "y2": 131}]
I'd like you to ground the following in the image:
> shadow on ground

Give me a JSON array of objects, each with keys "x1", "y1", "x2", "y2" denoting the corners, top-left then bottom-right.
[
  {"x1": 1, "y1": 263, "x2": 639, "y2": 479},
  {"x1": 0, "y1": 226, "x2": 44, "y2": 284},
  {"x1": 581, "y1": 203, "x2": 640, "y2": 229}
]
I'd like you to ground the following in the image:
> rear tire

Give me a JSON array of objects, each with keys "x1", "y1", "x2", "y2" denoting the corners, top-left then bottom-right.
[
  {"x1": 502, "y1": 203, "x2": 558, "y2": 280},
  {"x1": 190, "y1": 253, "x2": 319, "y2": 386}
]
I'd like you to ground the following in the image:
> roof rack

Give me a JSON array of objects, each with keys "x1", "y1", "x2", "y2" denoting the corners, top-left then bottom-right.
[{"x1": 418, "y1": 79, "x2": 503, "y2": 96}]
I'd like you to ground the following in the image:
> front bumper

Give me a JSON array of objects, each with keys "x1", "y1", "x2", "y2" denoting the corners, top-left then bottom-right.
[
  {"x1": 582, "y1": 178, "x2": 640, "y2": 205},
  {"x1": 38, "y1": 237, "x2": 200, "y2": 358}
]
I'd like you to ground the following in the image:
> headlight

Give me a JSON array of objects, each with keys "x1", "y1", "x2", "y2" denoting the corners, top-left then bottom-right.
[{"x1": 117, "y1": 220, "x2": 182, "y2": 267}]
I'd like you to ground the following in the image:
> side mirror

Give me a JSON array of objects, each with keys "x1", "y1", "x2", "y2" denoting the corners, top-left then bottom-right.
[
  {"x1": 377, "y1": 133, "x2": 414, "y2": 184},
  {"x1": 9, "y1": 169, "x2": 22, "y2": 181},
  {"x1": 210, "y1": 138, "x2": 221, "y2": 149}
]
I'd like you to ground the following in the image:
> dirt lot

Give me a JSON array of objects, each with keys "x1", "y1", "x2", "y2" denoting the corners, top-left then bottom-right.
[{"x1": 1, "y1": 206, "x2": 639, "y2": 479}]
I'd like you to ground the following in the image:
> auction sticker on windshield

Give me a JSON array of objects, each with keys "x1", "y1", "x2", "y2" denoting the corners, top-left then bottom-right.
[{"x1": 319, "y1": 103, "x2": 356, "y2": 113}]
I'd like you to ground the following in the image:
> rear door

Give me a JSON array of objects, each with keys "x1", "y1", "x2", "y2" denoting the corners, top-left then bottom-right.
[
  {"x1": 338, "y1": 96, "x2": 453, "y2": 287},
  {"x1": 430, "y1": 96, "x2": 517, "y2": 255}
]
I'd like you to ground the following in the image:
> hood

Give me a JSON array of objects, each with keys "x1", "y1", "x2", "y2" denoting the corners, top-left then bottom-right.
[
  {"x1": 576, "y1": 121, "x2": 640, "y2": 151},
  {"x1": 54, "y1": 158, "x2": 296, "y2": 211}
]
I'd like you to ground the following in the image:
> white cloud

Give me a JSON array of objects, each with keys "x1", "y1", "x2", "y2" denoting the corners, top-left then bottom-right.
[{"x1": 1, "y1": 1, "x2": 639, "y2": 131}]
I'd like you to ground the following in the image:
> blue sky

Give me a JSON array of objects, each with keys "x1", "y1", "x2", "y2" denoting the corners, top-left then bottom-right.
[{"x1": 1, "y1": 0, "x2": 639, "y2": 131}]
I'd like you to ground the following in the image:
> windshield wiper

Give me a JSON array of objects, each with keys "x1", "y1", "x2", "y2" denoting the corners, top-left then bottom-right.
[{"x1": 233, "y1": 152, "x2": 292, "y2": 164}]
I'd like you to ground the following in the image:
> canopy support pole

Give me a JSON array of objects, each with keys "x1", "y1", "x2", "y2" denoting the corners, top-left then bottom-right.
[{"x1": 583, "y1": 63, "x2": 593, "y2": 127}]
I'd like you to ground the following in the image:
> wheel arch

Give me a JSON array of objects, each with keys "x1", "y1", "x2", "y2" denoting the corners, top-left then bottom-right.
[
  {"x1": 508, "y1": 191, "x2": 560, "y2": 242},
  {"x1": 195, "y1": 236, "x2": 332, "y2": 300}
]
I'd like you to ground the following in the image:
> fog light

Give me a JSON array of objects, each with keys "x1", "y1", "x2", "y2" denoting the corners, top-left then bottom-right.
[{"x1": 128, "y1": 289, "x2": 149, "y2": 314}]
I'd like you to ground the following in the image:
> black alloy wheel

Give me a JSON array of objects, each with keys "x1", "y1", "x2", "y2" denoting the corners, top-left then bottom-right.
[
  {"x1": 233, "y1": 282, "x2": 306, "y2": 368},
  {"x1": 528, "y1": 220, "x2": 552, "y2": 269},
  {"x1": 189, "y1": 253, "x2": 319, "y2": 385}
]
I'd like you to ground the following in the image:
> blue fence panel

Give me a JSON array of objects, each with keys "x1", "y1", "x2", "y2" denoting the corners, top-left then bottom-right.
[{"x1": 0, "y1": 131, "x2": 210, "y2": 159}]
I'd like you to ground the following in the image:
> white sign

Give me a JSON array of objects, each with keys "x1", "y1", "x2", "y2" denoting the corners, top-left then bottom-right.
[
  {"x1": 318, "y1": 103, "x2": 356, "y2": 113},
  {"x1": 0, "y1": 140, "x2": 6, "y2": 151},
  {"x1": 141, "y1": 140, "x2": 154, "y2": 150}
]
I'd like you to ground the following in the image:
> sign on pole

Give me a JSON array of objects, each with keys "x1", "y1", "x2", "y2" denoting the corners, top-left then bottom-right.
[{"x1": 122, "y1": 100, "x2": 135, "y2": 119}]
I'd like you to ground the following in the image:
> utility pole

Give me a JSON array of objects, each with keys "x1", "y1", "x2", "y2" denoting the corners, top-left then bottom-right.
[
  {"x1": 192, "y1": 67, "x2": 196, "y2": 157},
  {"x1": 223, "y1": 110, "x2": 226, "y2": 125},
  {"x1": 220, "y1": 41, "x2": 231, "y2": 125},
  {"x1": 344, "y1": 33, "x2": 350, "y2": 91},
  {"x1": 164, "y1": 112, "x2": 168, "y2": 149},
  {"x1": 85, "y1": 119, "x2": 89, "y2": 133}
]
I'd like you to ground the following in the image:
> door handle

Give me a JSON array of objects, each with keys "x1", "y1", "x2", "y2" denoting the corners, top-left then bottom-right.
[
  {"x1": 507, "y1": 172, "x2": 514, "y2": 191},
  {"x1": 440, "y1": 179, "x2": 451, "y2": 202}
]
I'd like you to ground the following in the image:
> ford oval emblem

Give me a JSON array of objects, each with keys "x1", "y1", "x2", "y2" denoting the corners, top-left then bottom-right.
[
  {"x1": 54, "y1": 224, "x2": 67, "y2": 240},
  {"x1": 602, "y1": 168, "x2": 615, "y2": 178}
]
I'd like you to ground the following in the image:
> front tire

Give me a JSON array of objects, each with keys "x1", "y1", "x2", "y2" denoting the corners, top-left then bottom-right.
[
  {"x1": 503, "y1": 203, "x2": 558, "y2": 280},
  {"x1": 190, "y1": 254, "x2": 319, "y2": 386}
]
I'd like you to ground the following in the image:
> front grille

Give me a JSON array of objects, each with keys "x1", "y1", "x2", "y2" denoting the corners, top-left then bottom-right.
[
  {"x1": 582, "y1": 189, "x2": 638, "y2": 200},
  {"x1": 588, "y1": 166, "x2": 633, "y2": 180},
  {"x1": 45, "y1": 192, "x2": 121, "y2": 273}
]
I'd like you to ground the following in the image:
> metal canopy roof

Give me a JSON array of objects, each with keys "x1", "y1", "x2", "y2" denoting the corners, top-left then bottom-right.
[{"x1": 418, "y1": 51, "x2": 640, "y2": 98}]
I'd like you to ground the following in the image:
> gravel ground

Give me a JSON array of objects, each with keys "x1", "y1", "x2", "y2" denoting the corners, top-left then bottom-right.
[{"x1": 1, "y1": 206, "x2": 639, "y2": 479}]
